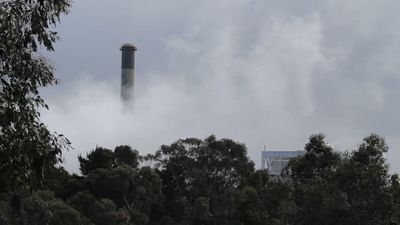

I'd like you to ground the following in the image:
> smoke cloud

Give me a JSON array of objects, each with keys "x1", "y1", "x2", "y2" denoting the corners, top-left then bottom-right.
[{"x1": 42, "y1": 0, "x2": 400, "y2": 173}]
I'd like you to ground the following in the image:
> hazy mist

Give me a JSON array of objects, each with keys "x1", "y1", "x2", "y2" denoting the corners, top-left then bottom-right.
[{"x1": 41, "y1": 0, "x2": 400, "y2": 173}]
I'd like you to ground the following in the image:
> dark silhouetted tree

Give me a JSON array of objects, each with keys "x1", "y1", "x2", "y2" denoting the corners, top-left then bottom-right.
[
  {"x1": 78, "y1": 147, "x2": 114, "y2": 175},
  {"x1": 114, "y1": 145, "x2": 140, "y2": 168},
  {"x1": 156, "y1": 135, "x2": 255, "y2": 225},
  {"x1": 0, "y1": 0, "x2": 71, "y2": 193},
  {"x1": 336, "y1": 134, "x2": 395, "y2": 224}
]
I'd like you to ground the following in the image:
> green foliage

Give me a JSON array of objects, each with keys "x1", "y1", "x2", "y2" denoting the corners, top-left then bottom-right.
[
  {"x1": 282, "y1": 133, "x2": 400, "y2": 225},
  {"x1": 79, "y1": 146, "x2": 140, "y2": 175},
  {"x1": 67, "y1": 191, "x2": 129, "y2": 225},
  {"x1": 0, "y1": 191, "x2": 83, "y2": 225},
  {"x1": 335, "y1": 134, "x2": 394, "y2": 224},
  {"x1": 115, "y1": 145, "x2": 140, "y2": 168},
  {"x1": 0, "y1": 0, "x2": 71, "y2": 192},
  {"x1": 288, "y1": 133, "x2": 340, "y2": 180},
  {"x1": 156, "y1": 135, "x2": 255, "y2": 225},
  {"x1": 284, "y1": 134, "x2": 344, "y2": 224},
  {"x1": 70, "y1": 145, "x2": 164, "y2": 224},
  {"x1": 79, "y1": 147, "x2": 115, "y2": 175},
  {"x1": 1, "y1": 132, "x2": 400, "y2": 224},
  {"x1": 236, "y1": 186, "x2": 270, "y2": 225}
]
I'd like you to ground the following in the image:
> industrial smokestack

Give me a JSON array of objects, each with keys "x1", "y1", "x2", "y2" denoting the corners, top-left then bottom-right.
[{"x1": 120, "y1": 43, "x2": 137, "y2": 102}]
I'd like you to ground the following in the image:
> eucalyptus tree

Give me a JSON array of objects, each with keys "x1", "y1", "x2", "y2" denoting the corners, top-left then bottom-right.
[
  {"x1": 336, "y1": 134, "x2": 396, "y2": 225},
  {"x1": 0, "y1": 0, "x2": 71, "y2": 192},
  {"x1": 156, "y1": 135, "x2": 255, "y2": 225},
  {"x1": 78, "y1": 146, "x2": 140, "y2": 175},
  {"x1": 285, "y1": 134, "x2": 344, "y2": 225}
]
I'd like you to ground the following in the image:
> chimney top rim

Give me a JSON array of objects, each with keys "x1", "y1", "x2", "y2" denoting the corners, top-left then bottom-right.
[{"x1": 121, "y1": 43, "x2": 137, "y2": 50}]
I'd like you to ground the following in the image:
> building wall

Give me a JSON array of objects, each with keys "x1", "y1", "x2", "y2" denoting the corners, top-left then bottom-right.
[{"x1": 261, "y1": 150, "x2": 305, "y2": 175}]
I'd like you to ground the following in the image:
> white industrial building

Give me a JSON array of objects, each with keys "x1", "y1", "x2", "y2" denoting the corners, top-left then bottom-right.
[{"x1": 261, "y1": 150, "x2": 305, "y2": 175}]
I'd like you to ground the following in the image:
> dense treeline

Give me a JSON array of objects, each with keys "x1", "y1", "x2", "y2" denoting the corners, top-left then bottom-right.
[
  {"x1": 1, "y1": 134, "x2": 400, "y2": 225},
  {"x1": 1, "y1": 0, "x2": 400, "y2": 224}
]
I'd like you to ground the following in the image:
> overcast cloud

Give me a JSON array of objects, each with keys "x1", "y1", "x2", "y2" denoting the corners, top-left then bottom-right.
[{"x1": 41, "y1": 0, "x2": 400, "y2": 173}]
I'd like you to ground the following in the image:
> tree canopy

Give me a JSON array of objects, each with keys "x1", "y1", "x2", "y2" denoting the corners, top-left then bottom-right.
[
  {"x1": 38, "y1": 134, "x2": 397, "y2": 225},
  {"x1": 0, "y1": 0, "x2": 71, "y2": 192}
]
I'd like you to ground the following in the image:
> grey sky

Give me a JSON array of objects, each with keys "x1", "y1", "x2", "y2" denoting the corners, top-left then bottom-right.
[{"x1": 41, "y1": 0, "x2": 400, "y2": 173}]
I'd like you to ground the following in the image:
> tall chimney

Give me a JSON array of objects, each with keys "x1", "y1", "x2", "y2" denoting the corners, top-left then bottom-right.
[{"x1": 120, "y1": 43, "x2": 137, "y2": 102}]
